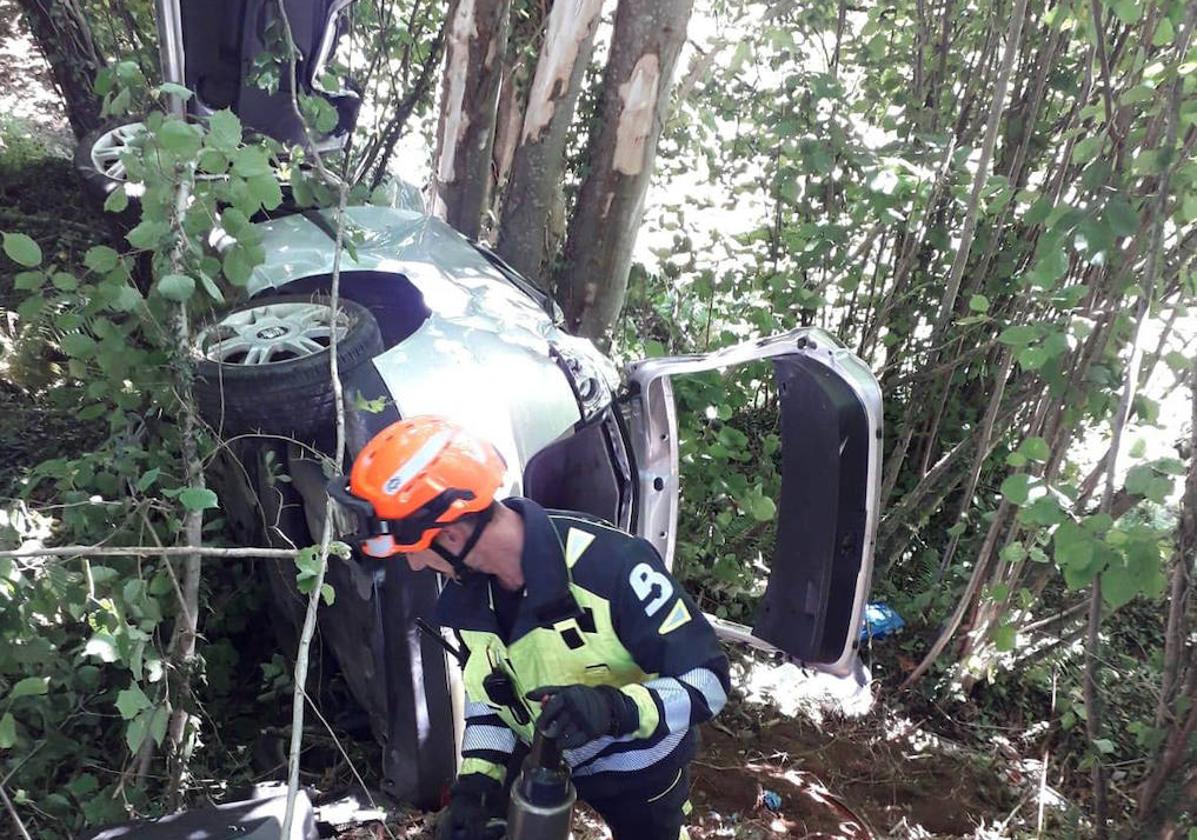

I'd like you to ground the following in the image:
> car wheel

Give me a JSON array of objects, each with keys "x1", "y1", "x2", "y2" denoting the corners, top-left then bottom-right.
[
  {"x1": 74, "y1": 119, "x2": 147, "y2": 201},
  {"x1": 193, "y1": 295, "x2": 383, "y2": 438},
  {"x1": 74, "y1": 118, "x2": 147, "y2": 235}
]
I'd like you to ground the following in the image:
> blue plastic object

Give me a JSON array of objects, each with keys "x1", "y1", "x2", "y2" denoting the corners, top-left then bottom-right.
[
  {"x1": 859, "y1": 602, "x2": 905, "y2": 641},
  {"x1": 762, "y1": 790, "x2": 783, "y2": 812}
]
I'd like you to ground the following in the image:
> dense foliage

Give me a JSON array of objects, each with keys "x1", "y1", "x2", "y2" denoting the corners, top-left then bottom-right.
[{"x1": 1, "y1": 0, "x2": 1195, "y2": 836}]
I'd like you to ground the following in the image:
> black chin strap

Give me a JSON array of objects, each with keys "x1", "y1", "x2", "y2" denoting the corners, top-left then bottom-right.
[{"x1": 431, "y1": 503, "x2": 496, "y2": 582}]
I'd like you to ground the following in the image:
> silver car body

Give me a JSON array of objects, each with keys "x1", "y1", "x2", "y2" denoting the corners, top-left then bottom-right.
[
  {"x1": 243, "y1": 206, "x2": 617, "y2": 485},
  {"x1": 238, "y1": 205, "x2": 883, "y2": 676}
]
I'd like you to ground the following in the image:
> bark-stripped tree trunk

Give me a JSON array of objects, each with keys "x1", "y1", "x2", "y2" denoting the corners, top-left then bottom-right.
[
  {"x1": 555, "y1": 0, "x2": 695, "y2": 341},
  {"x1": 432, "y1": 0, "x2": 512, "y2": 239},
  {"x1": 495, "y1": 0, "x2": 604, "y2": 282},
  {"x1": 15, "y1": 0, "x2": 105, "y2": 138}
]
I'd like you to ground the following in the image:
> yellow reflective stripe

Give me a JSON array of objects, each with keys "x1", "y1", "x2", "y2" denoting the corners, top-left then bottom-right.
[
  {"x1": 619, "y1": 683, "x2": 660, "y2": 738},
  {"x1": 460, "y1": 757, "x2": 506, "y2": 784},
  {"x1": 683, "y1": 799, "x2": 693, "y2": 816}
]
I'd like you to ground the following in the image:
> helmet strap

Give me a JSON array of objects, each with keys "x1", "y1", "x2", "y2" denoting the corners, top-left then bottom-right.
[{"x1": 430, "y1": 503, "x2": 496, "y2": 582}]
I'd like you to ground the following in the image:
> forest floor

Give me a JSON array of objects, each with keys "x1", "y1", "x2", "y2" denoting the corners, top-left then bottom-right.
[{"x1": 337, "y1": 670, "x2": 1050, "y2": 839}]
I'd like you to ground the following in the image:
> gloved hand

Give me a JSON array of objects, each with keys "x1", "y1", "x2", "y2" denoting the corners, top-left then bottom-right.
[
  {"x1": 437, "y1": 773, "x2": 504, "y2": 840},
  {"x1": 525, "y1": 684, "x2": 639, "y2": 749}
]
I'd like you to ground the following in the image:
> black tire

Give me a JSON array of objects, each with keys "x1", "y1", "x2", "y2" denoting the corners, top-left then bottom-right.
[{"x1": 194, "y1": 295, "x2": 384, "y2": 438}]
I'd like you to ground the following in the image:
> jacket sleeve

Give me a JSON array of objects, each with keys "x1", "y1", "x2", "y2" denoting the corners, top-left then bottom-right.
[
  {"x1": 459, "y1": 691, "x2": 518, "y2": 784},
  {"x1": 610, "y1": 539, "x2": 730, "y2": 740}
]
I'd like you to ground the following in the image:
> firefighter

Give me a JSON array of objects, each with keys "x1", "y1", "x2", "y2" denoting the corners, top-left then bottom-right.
[{"x1": 329, "y1": 416, "x2": 730, "y2": 840}]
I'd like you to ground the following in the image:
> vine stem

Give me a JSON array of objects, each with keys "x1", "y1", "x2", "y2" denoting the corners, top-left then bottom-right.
[
  {"x1": 0, "y1": 546, "x2": 299, "y2": 559},
  {"x1": 271, "y1": 0, "x2": 352, "y2": 833},
  {"x1": 280, "y1": 183, "x2": 348, "y2": 839},
  {"x1": 0, "y1": 784, "x2": 32, "y2": 840}
]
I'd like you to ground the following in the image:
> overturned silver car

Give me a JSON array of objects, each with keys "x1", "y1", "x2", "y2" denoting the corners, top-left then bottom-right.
[{"x1": 197, "y1": 202, "x2": 883, "y2": 808}]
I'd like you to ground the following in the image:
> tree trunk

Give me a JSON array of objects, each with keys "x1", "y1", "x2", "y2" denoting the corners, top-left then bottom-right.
[
  {"x1": 495, "y1": 0, "x2": 604, "y2": 281},
  {"x1": 432, "y1": 0, "x2": 512, "y2": 239},
  {"x1": 15, "y1": 0, "x2": 105, "y2": 138},
  {"x1": 555, "y1": 0, "x2": 695, "y2": 341}
]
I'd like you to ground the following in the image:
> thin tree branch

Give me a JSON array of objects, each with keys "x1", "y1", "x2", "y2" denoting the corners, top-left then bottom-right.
[
  {"x1": 0, "y1": 784, "x2": 32, "y2": 840},
  {"x1": 0, "y1": 546, "x2": 299, "y2": 559}
]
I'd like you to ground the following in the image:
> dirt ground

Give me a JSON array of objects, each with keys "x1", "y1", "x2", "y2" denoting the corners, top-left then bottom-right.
[
  {"x1": 0, "y1": 0, "x2": 73, "y2": 152},
  {"x1": 341, "y1": 689, "x2": 1026, "y2": 840},
  {"x1": 683, "y1": 699, "x2": 1018, "y2": 839}
]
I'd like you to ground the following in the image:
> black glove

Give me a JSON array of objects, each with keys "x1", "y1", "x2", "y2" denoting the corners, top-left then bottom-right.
[
  {"x1": 525, "y1": 684, "x2": 639, "y2": 749},
  {"x1": 437, "y1": 774, "x2": 504, "y2": 840}
]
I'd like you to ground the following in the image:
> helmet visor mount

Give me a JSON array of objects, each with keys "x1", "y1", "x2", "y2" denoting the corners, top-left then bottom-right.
[{"x1": 327, "y1": 477, "x2": 489, "y2": 567}]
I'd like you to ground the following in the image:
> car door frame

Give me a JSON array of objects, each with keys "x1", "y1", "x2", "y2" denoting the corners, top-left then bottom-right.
[{"x1": 622, "y1": 327, "x2": 883, "y2": 679}]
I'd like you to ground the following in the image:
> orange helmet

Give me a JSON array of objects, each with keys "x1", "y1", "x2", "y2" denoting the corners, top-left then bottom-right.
[{"x1": 328, "y1": 416, "x2": 507, "y2": 560}]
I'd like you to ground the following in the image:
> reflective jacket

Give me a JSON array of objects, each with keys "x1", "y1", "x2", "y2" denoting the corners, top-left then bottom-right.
[{"x1": 434, "y1": 498, "x2": 730, "y2": 796}]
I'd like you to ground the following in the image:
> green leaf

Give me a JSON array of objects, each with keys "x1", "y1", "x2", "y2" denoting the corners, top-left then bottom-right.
[
  {"x1": 1152, "y1": 16, "x2": 1175, "y2": 46},
  {"x1": 1054, "y1": 522, "x2": 1090, "y2": 566},
  {"x1": 1112, "y1": 0, "x2": 1141, "y2": 24},
  {"x1": 1164, "y1": 351, "x2": 1191, "y2": 374},
  {"x1": 247, "y1": 174, "x2": 283, "y2": 211},
  {"x1": 126, "y1": 219, "x2": 169, "y2": 250},
  {"x1": 1093, "y1": 738, "x2": 1115, "y2": 755},
  {"x1": 1017, "y1": 346, "x2": 1050, "y2": 370},
  {"x1": 157, "y1": 120, "x2": 202, "y2": 158},
  {"x1": 1001, "y1": 474, "x2": 1032, "y2": 505},
  {"x1": 746, "y1": 494, "x2": 776, "y2": 522},
  {"x1": 179, "y1": 487, "x2": 218, "y2": 512},
  {"x1": 969, "y1": 294, "x2": 990, "y2": 313},
  {"x1": 126, "y1": 708, "x2": 151, "y2": 753},
  {"x1": 3, "y1": 232, "x2": 42, "y2": 267},
  {"x1": 85, "y1": 245, "x2": 120, "y2": 273},
  {"x1": 110, "y1": 284, "x2": 143, "y2": 312},
  {"x1": 157, "y1": 82, "x2": 193, "y2": 100},
  {"x1": 136, "y1": 468, "x2": 160, "y2": 492},
  {"x1": 104, "y1": 186, "x2": 129, "y2": 213},
  {"x1": 207, "y1": 110, "x2": 242, "y2": 151},
  {"x1": 1020, "y1": 495, "x2": 1067, "y2": 527},
  {"x1": 51, "y1": 271, "x2": 78, "y2": 291},
  {"x1": 1000, "y1": 542, "x2": 1027, "y2": 564},
  {"x1": 1018, "y1": 436, "x2": 1050, "y2": 463},
  {"x1": 1105, "y1": 196, "x2": 1138, "y2": 237},
  {"x1": 222, "y1": 244, "x2": 257, "y2": 286},
  {"x1": 1102, "y1": 558, "x2": 1140, "y2": 609},
  {"x1": 115, "y1": 684, "x2": 151, "y2": 720},
  {"x1": 998, "y1": 324, "x2": 1041, "y2": 346},
  {"x1": 294, "y1": 547, "x2": 323, "y2": 578},
  {"x1": 232, "y1": 147, "x2": 272, "y2": 177},
  {"x1": 992, "y1": 624, "x2": 1016, "y2": 652},
  {"x1": 67, "y1": 774, "x2": 99, "y2": 798},
  {"x1": 1024, "y1": 197, "x2": 1053, "y2": 226},
  {"x1": 156, "y1": 273, "x2": 196, "y2": 302},
  {"x1": 13, "y1": 270, "x2": 44, "y2": 291},
  {"x1": 7, "y1": 676, "x2": 49, "y2": 700},
  {"x1": 60, "y1": 333, "x2": 97, "y2": 358},
  {"x1": 197, "y1": 272, "x2": 225, "y2": 303},
  {"x1": 0, "y1": 713, "x2": 15, "y2": 748},
  {"x1": 149, "y1": 703, "x2": 169, "y2": 746},
  {"x1": 320, "y1": 583, "x2": 335, "y2": 606}
]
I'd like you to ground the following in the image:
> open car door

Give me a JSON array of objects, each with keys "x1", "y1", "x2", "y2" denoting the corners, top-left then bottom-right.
[{"x1": 624, "y1": 328, "x2": 882, "y2": 679}]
